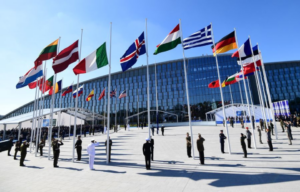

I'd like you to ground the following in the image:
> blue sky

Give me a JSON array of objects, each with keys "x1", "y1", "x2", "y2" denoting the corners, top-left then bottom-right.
[{"x1": 0, "y1": 0, "x2": 299, "y2": 115}]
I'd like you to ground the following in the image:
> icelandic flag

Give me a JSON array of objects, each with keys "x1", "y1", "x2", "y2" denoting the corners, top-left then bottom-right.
[
  {"x1": 73, "y1": 85, "x2": 83, "y2": 98},
  {"x1": 120, "y1": 32, "x2": 146, "y2": 72},
  {"x1": 16, "y1": 65, "x2": 43, "y2": 89}
]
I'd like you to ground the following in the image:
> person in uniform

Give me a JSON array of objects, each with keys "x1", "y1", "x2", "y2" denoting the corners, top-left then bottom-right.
[
  {"x1": 241, "y1": 118, "x2": 244, "y2": 128},
  {"x1": 161, "y1": 126, "x2": 165, "y2": 136},
  {"x1": 219, "y1": 130, "x2": 227, "y2": 153},
  {"x1": 270, "y1": 120, "x2": 274, "y2": 135},
  {"x1": 280, "y1": 119, "x2": 285, "y2": 132},
  {"x1": 75, "y1": 136, "x2": 82, "y2": 161},
  {"x1": 14, "y1": 140, "x2": 21, "y2": 160},
  {"x1": 39, "y1": 139, "x2": 45, "y2": 156},
  {"x1": 150, "y1": 136, "x2": 154, "y2": 161},
  {"x1": 186, "y1": 132, "x2": 192, "y2": 158},
  {"x1": 53, "y1": 139, "x2": 64, "y2": 168},
  {"x1": 7, "y1": 137, "x2": 13, "y2": 156},
  {"x1": 257, "y1": 126, "x2": 263, "y2": 144},
  {"x1": 143, "y1": 138, "x2": 152, "y2": 170},
  {"x1": 20, "y1": 141, "x2": 29, "y2": 166},
  {"x1": 266, "y1": 128, "x2": 273, "y2": 151},
  {"x1": 151, "y1": 124, "x2": 155, "y2": 136},
  {"x1": 245, "y1": 127, "x2": 252, "y2": 149},
  {"x1": 240, "y1": 133, "x2": 247, "y2": 158},
  {"x1": 105, "y1": 137, "x2": 113, "y2": 162},
  {"x1": 86, "y1": 139, "x2": 99, "y2": 170},
  {"x1": 285, "y1": 121, "x2": 293, "y2": 144},
  {"x1": 196, "y1": 134, "x2": 205, "y2": 165}
]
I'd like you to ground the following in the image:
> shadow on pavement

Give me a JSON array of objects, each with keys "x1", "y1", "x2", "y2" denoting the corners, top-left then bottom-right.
[{"x1": 26, "y1": 166, "x2": 44, "y2": 169}]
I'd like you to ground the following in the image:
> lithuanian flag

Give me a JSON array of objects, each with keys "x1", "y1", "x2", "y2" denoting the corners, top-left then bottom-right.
[
  {"x1": 86, "y1": 89, "x2": 95, "y2": 101},
  {"x1": 49, "y1": 80, "x2": 62, "y2": 95},
  {"x1": 34, "y1": 39, "x2": 59, "y2": 68},
  {"x1": 211, "y1": 31, "x2": 237, "y2": 56}
]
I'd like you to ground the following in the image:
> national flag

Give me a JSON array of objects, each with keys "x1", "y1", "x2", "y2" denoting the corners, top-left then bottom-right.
[
  {"x1": 223, "y1": 74, "x2": 237, "y2": 86},
  {"x1": 40, "y1": 76, "x2": 54, "y2": 93},
  {"x1": 52, "y1": 40, "x2": 79, "y2": 74},
  {"x1": 73, "y1": 42, "x2": 108, "y2": 75},
  {"x1": 183, "y1": 24, "x2": 213, "y2": 50},
  {"x1": 232, "y1": 39, "x2": 261, "y2": 66},
  {"x1": 16, "y1": 65, "x2": 43, "y2": 89},
  {"x1": 221, "y1": 79, "x2": 227, "y2": 88},
  {"x1": 28, "y1": 77, "x2": 44, "y2": 89},
  {"x1": 120, "y1": 32, "x2": 146, "y2": 72},
  {"x1": 62, "y1": 84, "x2": 73, "y2": 97},
  {"x1": 243, "y1": 64, "x2": 259, "y2": 76},
  {"x1": 211, "y1": 31, "x2": 237, "y2": 56},
  {"x1": 86, "y1": 89, "x2": 95, "y2": 101},
  {"x1": 49, "y1": 80, "x2": 62, "y2": 95},
  {"x1": 208, "y1": 80, "x2": 220, "y2": 88},
  {"x1": 235, "y1": 72, "x2": 245, "y2": 82},
  {"x1": 119, "y1": 90, "x2": 127, "y2": 99},
  {"x1": 73, "y1": 85, "x2": 84, "y2": 98},
  {"x1": 98, "y1": 88, "x2": 105, "y2": 100},
  {"x1": 110, "y1": 89, "x2": 116, "y2": 98},
  {"x1": 231, "y1": 38, "x2": 252, "y2": 58},
  {"x1": 34, "y1": 39, "x2": 59, "y2": 68},
  {"x1": 154, "y1": 24, "x2": 181, "y2": 55}
]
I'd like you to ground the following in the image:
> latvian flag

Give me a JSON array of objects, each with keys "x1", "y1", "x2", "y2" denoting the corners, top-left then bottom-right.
[
  {"x1": 52, "y1": 40, "x2": 79, "y2": 74},
  {"x1": 73, "y1": 85, "x2": 84, "y2": 98},
  {"x1": 119, "y1": 90, "x2": 126, "y2": 99}
]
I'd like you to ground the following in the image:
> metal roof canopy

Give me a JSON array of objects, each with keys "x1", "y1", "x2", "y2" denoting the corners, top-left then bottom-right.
[{"x1": 0, "y1": 108, "x2": 106, "y2": 125}]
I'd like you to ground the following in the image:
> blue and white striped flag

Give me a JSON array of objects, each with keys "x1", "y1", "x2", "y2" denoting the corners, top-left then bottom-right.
[{"x1": 183, "y1": 24, "x2": 213, "y2": 50}]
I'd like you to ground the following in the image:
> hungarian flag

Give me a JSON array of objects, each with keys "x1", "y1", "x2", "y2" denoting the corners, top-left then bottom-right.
[
  {"x1": 208, "y1": 80, "x2": 220, "y2": 88},
  {"x1": 154, "y1": 24, "x2": 181, "y2": 55},
  {"x1": 86, "y1": 89, "x2": 95, "y2": 101},
  {"x1": 211, "y1": 31, "x2": 237, "y2": 56},
  {"x1": 34, "y1": 39, "x2": 59, "y2": 68},
  {"x1": 62, "y1": 84, "x2": 73, "y2": 97},
  {"x1": 28, "y1": 77, "x2": 44, "y2": 89},
  {"x1": 49, "y1": 80, "x2": 62, "y2": 95},
  {"x1": 98, "y1": 88, "x2": 105, "y2": 100},
  {"x1": 52, "y1": 40, "x2": 79, "y2": 74},
  {"x1": 40, "y1": 76, "x2": 53, "y2": 93},
  {"x1": 73, "y1": 42, "x2": 108, "y2": 75}
]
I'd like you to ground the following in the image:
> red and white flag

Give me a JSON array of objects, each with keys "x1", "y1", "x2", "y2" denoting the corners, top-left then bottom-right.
[
  {"x1": 28, "y1": 77, "x2": 44, "y2": 89},
  {"x1": 98, "y1": 88, "x2": 105, "y2": 100},
  {"x1": 52, "y1": 40, "x2": 79, "y2": 74}
]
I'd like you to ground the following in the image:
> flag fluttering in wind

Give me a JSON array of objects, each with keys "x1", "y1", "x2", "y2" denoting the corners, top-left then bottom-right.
[
  {"x1": 183, "y1": 24, "x2": 213, "y2": 50},
  {"x1": 208, "y1": 80, "x2": 220, "y2": 88},
  {"x1": 73, "y1": 85, "x2": 84, "y2": 98},
  {"x1": 211, "y1": 31, "x2": 237, "y2": 56},
  {"x1": 119, "y1": 90, "x2": 127, "y2": 99},
  {"x1": 49, "y1": 80, "x2": 62, "y2": 95},
  {"x1": 53, "y1": 40, "x2": 79, "y2": 74},
  {"x1": 86, "y1": 89, "x2": 95, "y2": 101},
  {"x1": 110, "y1": 89, "x2": 116, "y2": 98},
  {"x1": 16, "y1": 65, "x2": 43, "y2": 89},
  {"x1": 34, "y1": 39, "x2": 59, "y2": 68},
  {"x1": 39, "y1": 75, "x2": 53, "y2": 93},
  {"x1": 120, "y1": 32, "x2": 146, "y2": 72},
  {"x1": 73, "y1": 42, "x2": 108, "y2": 75},
  {"x1": 232, "y1": 39, "x2": 261, "y2": 66},
  {"x1": 28, "y1": 77, "x2": 44, "y2": 89},
  {"x1": 98, "y1": 88, "x2": 105, "y2": 100},
  {"x1": 62, "y1": 84, "x2": 73, "y2": 97},
  {"x1": 154, "y1": 24, "x2": 181, "y2": 55}
]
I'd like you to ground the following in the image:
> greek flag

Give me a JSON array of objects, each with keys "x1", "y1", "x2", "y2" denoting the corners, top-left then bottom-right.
[{"x1": 183, "y1": 24, "x2": 213, "y2": 50}]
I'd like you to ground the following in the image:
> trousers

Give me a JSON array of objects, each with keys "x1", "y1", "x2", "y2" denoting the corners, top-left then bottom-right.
[
  {"x1": 199, "y1": 151, "x2": 204, "y2": 164},
  {"x1": 89, "y1": 155, "x2": 95, "y2": 169},
  {"x1": 242, "y1": 145, "x2": 247, "y2": 157},
  {"x1": 53, "y1": 151, "x2": 60, "y2": 167},
  {"x1": 145, "y1": 154, "x2": 151, "y2": 169},
  {"x1": 151, "y1": 147, "x2": 154, "y2": 161},
  {"x1": 76, "y1": 147, "x2": 82, "y2": 160},
  {"x1": 247, "y1": 139, "x2": 251, "y2": 148},
  {"x1": 268, "y1": 141, "x2": 273, "y2": 151},
  {"x1": 220, "y1": 142, "x2": 225, "y2": 153},
  {"x1": 20, "y1": 153, "x2": 26, "y2": 166},
  {"x1": 187, "y1": 146, "x2": 191, "y2": 157}
]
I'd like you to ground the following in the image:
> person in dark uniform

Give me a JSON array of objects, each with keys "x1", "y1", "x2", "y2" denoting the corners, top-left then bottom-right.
[
  {"x1": 151, "y1": 124, "x2": 155, "y2": 136},
  {"x1": 245, "y1": 127, "x2": 252, "y2": 149},
  {"x1": 105, "y1": 136, "x2": 113, "y2": 162},
  {"x1": 124, "y1": 124, "x2": 127, "y2": 131},
  {"x1": 161, "y1": 126, "x2": 165, "y2": 136},
  {"x1": 266, "y1": 128, "x2": 273, "y2": 151},
  {"x1": 270, "y1": 120, "x2": 274, "y2": 135},
  {"x1": 75, "y1": 136, "x2": 82, "y2": 161},
  {"x1": 257, "y1": 126, "x2": 263, "y2": 144},
  {"x1": 52, "y1": 139, "x2": 64, "y2": 167},
  {"x1": 219, "y1": 130, "x2": 227, "y2": 153},
  {"x1": 7, "y1": 137, "x2": 13, "y2": 156},
  {"x1": 89, "y1": 126, "x2": 92, "y2": 136},
  {"x1": 20, "y1": 141, "x2": 29, "y2": 166},
  {"x1": 92, "y1": 127, "x2": 95, "y2": 136},
  {"x1": 150, "y1": 136, "x2": 154, "y2": 161},
  {"x1": 196, "y1": 134, "x2": 205, "y2": 165},
  {"x1": 83, "y1": 127, "x2": 86, "y2": 137},
  {"x1": 14, "y1": 140, "x2": 21, "y2": 160},
  {"x1": 39, "y1": 139, "x2": 45, "y2": 156},
  {"x1": 240, "y1": 133, "x2": 247, "y2": 158},
  {"x1": 186, "y1": 132, "x2": 192, "y2": 158},
  {"x1": 143, "y1": 138, "x2": 152, "y2": 170},
  {"x1": 141, "y1": 123, "x2": 144, "y2": 130}
]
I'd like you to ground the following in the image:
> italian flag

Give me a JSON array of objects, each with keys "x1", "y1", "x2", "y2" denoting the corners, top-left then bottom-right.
[
  {"x1": 73, "y1": 42, "x2": 108, "y2": 75},
  {"x1": 154, "y1": 24, "x2": 181, "y2": 55}
]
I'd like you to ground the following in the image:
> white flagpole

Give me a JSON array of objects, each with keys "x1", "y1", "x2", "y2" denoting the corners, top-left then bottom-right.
[
  {"x1": 258, "y1": 68, "x2": 271, "y2": 122},
  {"x1": 229, "y1": 84, "x2": 234, "y2": 106},
  {"x1": 106, "y1": 22, "x2": 112, "y2": 164},
  {"x1": 155, "y1": 61, "x2": 159, "y2": 130},
  {"x1": 137, "y1": 88, "x2": 139, "y2": 128},
  {"x1": 237, "y1": 75, "x2": 244, "y2": 106},
  {"x1": 179, "y1": 19, "x2": 195, "y2": 158},
  {"x1": 33, "y1": 73, "x2": 42, "y2": 154},
  {"x1": 126, "y1": 98, "x2": 128, "y2": 129},
  {"x1": 246, "y1": 77, "x2": 255, "y2": 120},
  {"x1": 258, "y1": 44, "x2": 278, "y2": 139},
  {"x1": 211, "y1": 23, "x2": 231, "y2": 154},
  {"x1": 72, "y1": 29, "x2": 83, "y2": 162},
  {"x1": 69, "y1": 87, "x2": 73, "y2": 140},
  {"x1": 58, "y1": 79, "x2": 63, "y2": 139},
  {"x1": 104, "y1": 88, "x2": 106, "y2": 133},
  {"x1": 29, "y1": 76, "x2": 39, "y2": 153},
  {"x1": 115, "y1": 89, "x2": 117, "y2": 129},
  {"x1": 145, "y1": 18, "x2": 151, "y2": 138},
  {"x1": 81, "y1": 91, "x2": 83, "y2": 136},
  {"x1": 32, "y1": 75, "x2": 41, "y2": 152},
  {"x1": 39, "y1": 68, "x2": 47, "y2": 142},
  {"x1": 92, "y1": 87, "x2": 95, "y2": 133},
  {"x1": 253, "y1": 69, "x2": 265, "y2": 120}
]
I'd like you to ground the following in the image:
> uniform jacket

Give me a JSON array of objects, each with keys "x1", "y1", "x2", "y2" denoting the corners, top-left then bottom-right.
[
  {"x1": 20, "y1": 143, "x2": 29, "y2": 154},
  {"x1": 196, "y1": 137, "x2": 205, "y2": 152},
  {"x1": 219, "y1": 133, "x2": 227, "y2": 143},
  {"x1": 75, "y1": 140, "x2": 82, "y2": 148},
  {"x1": 266, "y1": 131, "x2": 272, "y2": 141},
  {"x1": 240, "y1": 136, "x2": 246, "y2": 146},
  {"x1": 186, "y1": 136, "x2": 191, "y2": 147},
  {"x1": 143, "y1": 142, "x2": 151, "y2": 156},
  {"x1": 87, "y1": 142, "x2": 99, "y2": 156},
  {"x1": 246, "y1": 130, "x2": 252, "y2": 139}
]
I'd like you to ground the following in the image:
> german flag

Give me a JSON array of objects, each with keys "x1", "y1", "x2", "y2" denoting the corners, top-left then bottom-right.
[
  {"x1": 86, "y1": 89, "x2": 95, "y2": 101},
  {"x1": 34, "y1": 39, "x2": 59, "y2": 68},
  {"x1": 211, "y1": 31, "x2": 237, "y2": 56}
]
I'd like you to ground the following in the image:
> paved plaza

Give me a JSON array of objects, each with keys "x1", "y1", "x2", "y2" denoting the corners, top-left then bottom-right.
[{"x1": 1, "y1": 123, "x2": 300, "y2": 192}]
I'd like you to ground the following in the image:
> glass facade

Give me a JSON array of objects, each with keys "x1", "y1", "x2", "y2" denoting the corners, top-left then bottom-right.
[{"x1": 3, "y1": 55, "x2": 300, "y2": 122}]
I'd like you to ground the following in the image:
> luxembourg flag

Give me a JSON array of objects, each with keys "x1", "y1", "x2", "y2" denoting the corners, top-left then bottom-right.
[
  {"x1": 16, "y1": 65, "x2": 43, "y2": 89},
  {"x1": 73, "y1": 85, "x2": 84, "y2": 98}
]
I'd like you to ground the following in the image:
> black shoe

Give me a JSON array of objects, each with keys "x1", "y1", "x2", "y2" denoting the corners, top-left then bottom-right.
[
  {"x1": 54, "y1": 166, "x2": 59, "y2": 168},
  {"x1": 8, "y1": 154, "x2": 11, "y2": 156},
  {"x1": 20, "y1": 164, "x2": 25, "y2": 166}
]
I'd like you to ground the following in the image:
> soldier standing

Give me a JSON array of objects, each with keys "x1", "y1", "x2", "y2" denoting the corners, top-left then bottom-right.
[
  {"x1": 7, "y1": 137, "x2": 13, "y2": 156},
  {"x1": 75, "y1": 136, "x2": 82, "y2": 161},
  {"x1": 196, "y1": 134, "x2": 205, "y2": 165},
  {"x1": 39, "y1": 139, "x2": 45, "y2": 156},
  {"x1": 143, "y1": 138, "x2": 152, "y2": 170},
  {"x1": 266, "y1": 128, "x2": 273, "y2": 151},
  {"x1": 240, "y1": 133, "x2": 247, "y2": 158},
  {"x1": 150, "y1": 136, "x2": 154, "y2": 161},
  {"x1": 246, "y1": 127, "x2": 252, "y2": 149},
  {"x1": 53, "y1": 139, "x2": 64, "y2": 168},
  {"x1": 14, "y1": 140, "x2": 21, "y2": 160},
  {"x1": 20, "y1": 141, "x2": 29, "y2": 166},
  {"x1": 86, "y1": 139, "x2": 99, "y2": 170},
  {"x1": 161, "y1": 126, "x2": 165, "y2": 136},
  {"x1": 105, "y1": 137, "x2": 113, "y2": 162},
  {"x1": 219, "y1": 130, "x2": 227, "y2": 153},
  {"x1": 257, "y1": 126, "x2": 263, "y2": 144},
  {"x1": 186, "y1": 132, "x2": 192, "y2": 158}
]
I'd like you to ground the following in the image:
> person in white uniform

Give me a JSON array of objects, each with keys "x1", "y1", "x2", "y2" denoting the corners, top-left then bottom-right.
[{"x1": 86, "y1": 139, "x2": 99, "y2": 170}]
